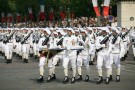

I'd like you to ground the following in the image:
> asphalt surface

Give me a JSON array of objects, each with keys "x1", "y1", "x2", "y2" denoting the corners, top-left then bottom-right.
[{"x1": 0, "y1": 47, "x2": 135, "y2": 90}]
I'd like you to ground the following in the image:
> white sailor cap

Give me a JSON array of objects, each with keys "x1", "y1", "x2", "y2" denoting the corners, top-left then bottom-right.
[
  {"x1": 101, "y1": 27, "x2": 109, "y2": 33},
  {"x1": 67, "y1": 28, "x2": 75, "y2": 33},
  {"x1": 87, "y1": 27, "x2": 93, "y2": 30},
  {"x1": 15, "y1": 28, "x2": 19, "y2": 30},
  {"x1": 53, "y1": 31, "x2": 58, "y2": 35},
  {"x1": 44, "y1": 28, "x2": 51, "y2": 35},
  {"x1": 111, "y1": 27, "x2": 120, "y2": 34},
  {"x1": 75, "y1": 29, "x2": 79, "y2": 32},
  {"x1": 92, "y1": 27, "x2": 97, "y2": 30},
  {"x1": 57, "y1": 30, "x2": 66, "y2": 35},
  {"x1": 50, "y1": 27, "x2": 54, "y2": 31},
  {"x1": 80, "y1": 28, "x2": 87, "y2": 34}
]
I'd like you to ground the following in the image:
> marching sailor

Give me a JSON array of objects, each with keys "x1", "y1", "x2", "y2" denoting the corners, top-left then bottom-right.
[
  {"x1": 120, "y1": 27, "x2": 130, "y2": 61},
  {"x1": 108, "y1": 27, "x2": 124, "y2": 82},
  {"x1": 48, "y1": 30, "x2": 66, "y2": 81},
  {"x1": 130, "y1": 27, "x2": 135, "y2": 61},
  {"x1": 3, "y1": 28, "x2": 15, "y2": 63},
  {"x1": 0, "y1": 28, "x2": 4, "y2": 54},
  {"x1": 37, "y1": 28, "x2": 53, "y2": 82},
  {"x1": 95, "y1": 27, "x2": 111, "y2": 84},
  {"x1": 32, "y1": 28, "x2": 41, "y2": 59},
  {"x1": 62, "y1": 28, "x2": 78, "y2": 84},
  {"x1": 21, "y1": 28, "x2": 32, "y2": 63},
  {"x1": 76, "y1": 28, "x2": 90, "y2": 82},
  {"x1": 87, "y1": 27, "x2": 96, "y2": 65}
]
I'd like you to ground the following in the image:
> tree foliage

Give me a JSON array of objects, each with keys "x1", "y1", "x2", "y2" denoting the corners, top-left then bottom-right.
[{"x1": 0, "y1": 0, "x2": 117, "y2": 17}]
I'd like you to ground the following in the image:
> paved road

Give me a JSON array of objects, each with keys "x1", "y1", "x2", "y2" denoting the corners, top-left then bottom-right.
[{"x1": 0, "y1": 47, "x2": 135, "y2": 90}]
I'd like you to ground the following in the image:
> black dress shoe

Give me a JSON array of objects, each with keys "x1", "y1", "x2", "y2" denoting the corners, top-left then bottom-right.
[
  {"x1": 29, "y1": 54, "x2": 33, "y2": 57},
  {"x1": 6, "y1": 59, "x2": 10, "y2": 64},
  {"x1": 85, "y1": 75, "x2": 89, "y2": 82},
  {"x1": 55, "y1": 63, "x2": 59, "y2": 66},
  {"x1": 105, "y1": 77, "x2": 109, "y2": 84},
  {"x1": 109, "y1": 75, "x2": 113, "y2": 81},
  {"x1": 34, "y1": 55, "x2": 38, "y2": 59},
  {"x1": 24, "y1": 59, "x2": 28, "y2": 63},
  {"x1": 71, "y1": 77, "x2": 75, "y2": 84},
  {"x1": 5, "y1": 56, "x2": 6, "y2": 60},
  {"x1": 2, "y1": 53, "x2": 4, "y2": 56},
  {"x1": 19, "y1": 56, "x2": 22, "y2": 59},
  {"x1": 47, "y1": 75, "x2": 52, "y2": 82},
  {"x1": 76, "y1": 75, "x2": 82, "y2": 81},
  {"x1": 9, "y1": 59, "x2": 12, "y2": 63},
  {"x1": 63, "y1": 76, "x2": 69, "y2": 84},
  {"x1": 37, "y1": 75, "x2": 44, "y2": 82},
  {"x1": 51, "y1": 74, "x2": 56, "y2": 80},
  {"x1": 89, "y1": 61, "x2": 94, "y2": 65},
  {"x1": 116, "y1": 75, "x2": 120, "y2": 82},
  {"x1": 96, "y1": 76, "x2": 103, "y2": 84},
  {"x1": 120, "y1": 57, "x2": 125, "y2": 61}
]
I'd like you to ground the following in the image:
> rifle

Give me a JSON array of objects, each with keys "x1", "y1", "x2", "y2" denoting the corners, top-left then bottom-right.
[
  {"x1": 121, "y1": 30, "x2": 130, "y2": 39},
  {"x1": 100, "y1": 34, "x2": 112, "y2": 44},
  {"x1": 16, "y1": 35, "x2": 21, "y2": 42},
  {"x1": 3, "y1": 31, "x2": 16, "y2": 44},
  {"x1": 111, "y1": 32, "x2": 122, "y2": 44},
  {"x1": 96, "y1": 34, "x2": 112, "y2": 52},
  {"x1": 21, "y1": 31, "x2": 33, "y2": 44},
  {"x1": 42, "y1": 33, "x2": 52, "y2": 46},
  {"x1": 57, "y1": 35, "x2": 67, "y2": 46}
]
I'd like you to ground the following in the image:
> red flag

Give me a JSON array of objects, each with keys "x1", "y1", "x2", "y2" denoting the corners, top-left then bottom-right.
[
  {"x1": 1, "y1": 12, "x2": 6, "y2": 23},
  {"x1": 49, "y1": 9, "x2": 54, "y2": 20},
  {"x1": 28, "y1": 8, "x2": 33, "y2": 20},
  {"x1": 7, "y1": 13, "x2": 12, "y2": 23},
  {"x1": 16, "y1": 13, "x2": 21, "y2": 22},
  {"x1": 39, "y1": 12, "x2": 45, "y2": 21},
  {"x1": 60, "y1": 11, "x2": 66, "y2": 20},
  {"x1": 49, "y1": 12, "x2": 54, "y2": 20},
  {"x1": 39, "y1": 5, "x2": 45, "y2": 21}
]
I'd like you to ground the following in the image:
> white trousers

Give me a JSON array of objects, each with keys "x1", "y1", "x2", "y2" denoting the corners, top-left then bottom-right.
[
  {"x1": 77, "y1": 54, "x2": 89, "y2": 68},
  {"x1": 63, "y1": 54, "x2": 77, "y2": 69},
  {"x1": 22, "y1": 44, "x2": 30, "y2": 59},
  {"x1": 0, "y1": 42, "x2": 2, "y2": 51},
  {"x1": 133, "y1": 46, "x2": 135, "y2": 57},
  {"x1": 5, "y1": 43, "x2": 13, "y2": 59},
  {"x1": 97, "y1": 54, "x2": 111, "y2": 69},
  {"x1": 110, "y1": 53, "x2": 121, "y2": 68},
  {"x1": 33, "y1": 43, "x2": 39, "y2": 55}
]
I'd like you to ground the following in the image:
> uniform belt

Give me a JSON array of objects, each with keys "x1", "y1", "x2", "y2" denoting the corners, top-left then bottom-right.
[
  {"x1": 24, "y1": 43, "x2": 29, "y2": 44},
  {"x1": 123, "y1": 41, "x2": 126, "y2": 42},
  {"x1": 111, "y1": 53, "x2": 119, "y2": 54}
]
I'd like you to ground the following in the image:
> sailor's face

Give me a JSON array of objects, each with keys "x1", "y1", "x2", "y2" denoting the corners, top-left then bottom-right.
[
  {"x1": 89, "y1": 30, "x2": 92, "y2": 34},
  {"x1": 102, "y1": 30, "x2": 107, "y2": 36},
  {"x1": 112, "y1": 31, "x2": 117, "y2": 36},
  {"x1": 58, "y1": 33, "x2": 62, "y2": 38},
  {"x1": 24, "y1": 30, "x2": 28, "y2": 33},
  {"x1": 75, "y1": 32, "x2": 79, "y2": 36},
  {"x1": 122, "y1": 28, "x2": 126, "y2": 32},
  {"x1": 8, "y1": 30, "x2": 11, "y2": 33},
  {"x1": 54, "y1": 34, "x2": 58, "y2": 38},
  {"x1": 44, "y1": 31, "x2": 48, "y2": 36},
  {"x1": 67, "y1": 30, "x2": 72, "y2": 36},
  {"x1": 93, "y1": 29, "x2": 96, "y2": 32},
  {"x1": 81, "y1": 32, "x2": 86, "y2": 37}
]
